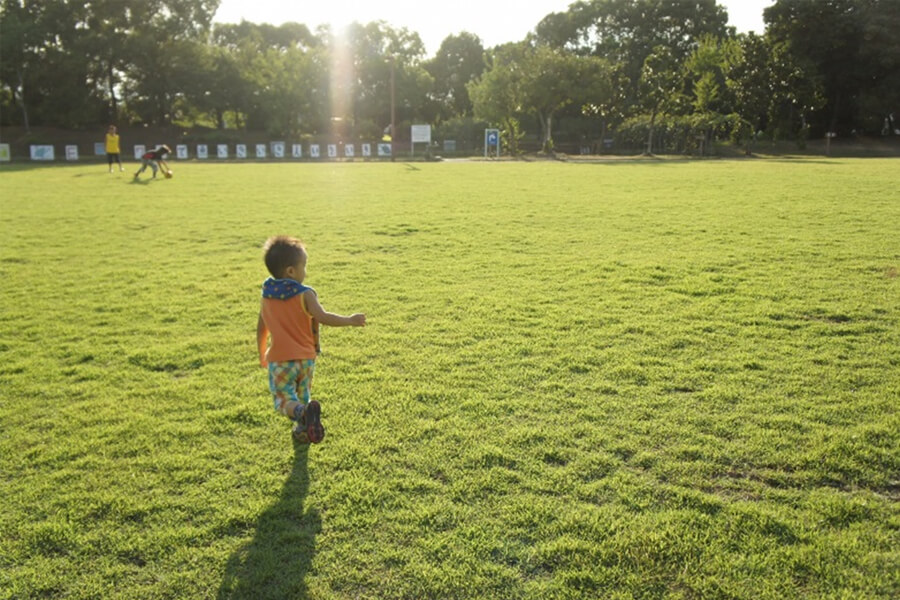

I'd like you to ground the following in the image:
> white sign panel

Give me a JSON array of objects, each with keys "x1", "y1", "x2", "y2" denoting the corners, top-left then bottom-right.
[
  {"x1": 292, "y1": 144, "x2": 303, "y2": 158},
  {"x1": 344, "y1": 144, "x2": 355, "y2": 158},
  {"x1": 310, "y1": 144, "x2": 320, "y2": 158},
  {"x1": 65, "y1": 145, "x2": 79, "y2": 160},
  {"x1": 377, "y1": 143, "x2": 392, "y2": 157},
  {"x1": 31, "y1": 145, "x2": 55, "y2": 160},
  {"x1": 94, "y1": 143, "x2": 105, "y2": 156},
  {"x1": 134, "y1": 145, "x2": 146, "y2": 159},
  {"x1": 411, "y1": 124, "x2": 432, "y2": 143},
  {"x1": 271, "y1": 142, "x2": 285, "y2": 158},
  {"x1": 0, "y1": 144, "x2": 10, "y2": 162},
  {"x1": 236, "y1": 144, "x2": 247, "y2": 159},
  {"x1": 362, "y1": 143, "x2": 372, "y2": 157},
  {"x1": 327, "y1": 144, "x2": 337, "y2": 158},
  {"x1": 176, "y1": 145, "x2": 188, "y2": 159},
  {"x1": 217, "y1": 144, "x2": 229, "y2": 159},
  {"x1": 256, "y1": 144, "x2": 266, "y2": 158},
  {"x1": 197, "y1": 145, "x2": 209, "y2": 159}
]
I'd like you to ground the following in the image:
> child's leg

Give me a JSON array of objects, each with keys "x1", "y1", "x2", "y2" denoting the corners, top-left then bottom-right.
[
  {"x1": 294, "y1": 360, "x2": 324, "y2": 443},
  {"x1": 268, "y1": 360, "x2": 322, "y2": 443},
  {"x1": 150, "y1": 161, "x2": 159, "y2": 177},
  {"x1": 269, "y1": 361, "x2": 304, "y2": 419}
]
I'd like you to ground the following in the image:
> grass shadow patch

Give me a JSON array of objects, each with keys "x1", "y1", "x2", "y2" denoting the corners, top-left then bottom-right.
[{"x1": 217, "y1": 444, "x2": 319, "y2": 599}]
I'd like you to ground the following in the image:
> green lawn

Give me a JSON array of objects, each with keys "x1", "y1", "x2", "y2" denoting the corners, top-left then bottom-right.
[{"x1": 1, "y1": 159, "x2": 898, "y2": 599}]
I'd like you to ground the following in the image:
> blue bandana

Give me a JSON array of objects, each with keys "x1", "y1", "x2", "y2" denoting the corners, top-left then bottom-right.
[{"x1": 261, "y1": 277, "x2": 312, "y2": 300}]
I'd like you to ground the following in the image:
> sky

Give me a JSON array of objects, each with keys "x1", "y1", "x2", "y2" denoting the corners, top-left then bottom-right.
[{"x1": 213, "y1": 0, "x2": 774, "y2": 56}]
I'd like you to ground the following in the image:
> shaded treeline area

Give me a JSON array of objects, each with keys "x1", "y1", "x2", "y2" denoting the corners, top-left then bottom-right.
[{"x1": 1, "y1": 0, "x2": 898, "y2": 153}]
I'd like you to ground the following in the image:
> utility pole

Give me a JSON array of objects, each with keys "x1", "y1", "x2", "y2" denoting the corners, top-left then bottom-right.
[{"x1": 390, "y1": 55, "x2": 396, "y2": 162}]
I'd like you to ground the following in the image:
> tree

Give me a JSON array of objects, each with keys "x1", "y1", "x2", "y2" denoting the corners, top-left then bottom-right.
[
  {"x1": 722, "y1": 33, "x2": 772, "y2": 153},
  {"x1": 580, "y1": 59, "x2": 627, "y2": 149},
  {"x1": 468, "y1": 43, "x2": 530, "y2": 155},
  {"x1": 324, "y1": 21, "x2": 432, "y2": 140},
  {"x1": 856, "y1": 0, "x2": 900, "y2": 133},
  {"x1": 0, "y1": 0, "x2": 65, "y2": 129},
  {"x1": 535, "y1": 0, "x2": 729, "y2": 99},
  {"x1": 117, "y1": 0, "x2": 221, "y2": 125},
  {"x1": 680, "y1": 34, "x2": 737, "y2": 153},
  {"x1": 638, "y1": 46, "x2": 686, "y2": 154},
  {"x1": 75, "y1": 0, "x2": 139, "y2": 123},
  {"x1": 764, "y1": 0, "x2": 899, "y2": 134},
  {"x1": 520, "y1": 44, "x2": 584, "y2": 153},
  {"x1": 425, "y1": 32, "x2": 485, "y2": 121},
  {"x1": 207, "y1": 21, "x2": 324, "y2": 132}
]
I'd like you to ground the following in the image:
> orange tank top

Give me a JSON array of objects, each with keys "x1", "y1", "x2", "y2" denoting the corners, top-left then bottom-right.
[{"x1": 261, "y1": 293, "x2": 319, "y2": 362}]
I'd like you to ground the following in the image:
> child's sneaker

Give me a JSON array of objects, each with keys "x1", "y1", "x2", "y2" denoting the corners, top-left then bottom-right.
[{"x1": 304, "y1": 400, "x2": 325, "y2": 443}]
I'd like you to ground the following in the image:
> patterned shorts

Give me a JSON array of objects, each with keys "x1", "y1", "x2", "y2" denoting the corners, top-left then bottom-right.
[{"x1": 268, "y1": 359, "x2": 315, "y2": 417}]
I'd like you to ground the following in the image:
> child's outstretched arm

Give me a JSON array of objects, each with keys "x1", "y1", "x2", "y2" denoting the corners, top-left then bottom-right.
[
  {"x1": 256, "y1": 310, "x2": 269, "y2": 367},
  {"x1": 304, "y1": 290, "x2": 366, "y2": 327}
]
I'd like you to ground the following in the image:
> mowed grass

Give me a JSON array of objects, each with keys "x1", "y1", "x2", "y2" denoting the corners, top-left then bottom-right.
[{"x1": 1, "y1": 158, "x2": 898, "y2": 600}]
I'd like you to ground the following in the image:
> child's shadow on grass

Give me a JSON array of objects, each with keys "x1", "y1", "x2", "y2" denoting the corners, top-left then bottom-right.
[{"x1": 217, "y1": 444, "x2": 320, "y2": 600}]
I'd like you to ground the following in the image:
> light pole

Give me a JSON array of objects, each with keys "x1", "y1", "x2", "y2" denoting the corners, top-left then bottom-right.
[{"x1": 390, "y1": 55, "x2": 396, "y2": 162}]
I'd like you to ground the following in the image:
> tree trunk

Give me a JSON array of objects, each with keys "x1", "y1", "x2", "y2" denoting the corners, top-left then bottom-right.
[
  {"x1": 598, "y1": 118, "x2": 607, "y2": 154},
  {"x1": 504, "y1": 118, "x2": 517, "y2": 155},
  {"x1": 540, "y1": 112, "x2": 554, "y2": 153},
  {"x1": 107, "y1": 61, "x2": 118, "y2": 122},
  {"x1": 745, "y1": 119, "x2": 757, "y2": 156},
  {"x1": 646, "y1": 110, "x2": 656, "y2": 155},
  {"x1": 17, "y1": 68, "x2": 30, "y2": 131}
]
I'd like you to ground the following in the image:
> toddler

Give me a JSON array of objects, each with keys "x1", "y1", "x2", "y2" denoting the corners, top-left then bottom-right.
[{"x1": 257, "y1": 236, "x2": 366, "y2": 443}]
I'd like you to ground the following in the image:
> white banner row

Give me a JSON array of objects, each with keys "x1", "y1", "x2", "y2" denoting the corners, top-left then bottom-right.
[{"x1": 13, "y1": 142, "x2": 394, "y2": 162}]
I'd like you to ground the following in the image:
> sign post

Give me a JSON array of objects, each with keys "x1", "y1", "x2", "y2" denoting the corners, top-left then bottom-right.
[
  {"x1": 411, "y1": 124, "x2": 431, "y2": 158},
  {"x1": 484, "y1": 128, "x2": 500, "y2": 159}
]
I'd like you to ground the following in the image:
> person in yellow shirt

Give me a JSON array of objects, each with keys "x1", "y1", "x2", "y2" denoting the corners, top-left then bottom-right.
[{"x1": 105, "y1": 125, "x2": 124, "y2": 173}]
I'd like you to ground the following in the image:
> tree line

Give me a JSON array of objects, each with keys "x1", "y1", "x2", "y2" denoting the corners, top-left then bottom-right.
[{"x1": 1, "y1": 0, "x2": 897, "y2": 154}]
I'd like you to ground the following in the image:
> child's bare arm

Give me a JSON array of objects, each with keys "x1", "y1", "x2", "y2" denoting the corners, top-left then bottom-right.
[
  {"x1": 256, "y1": 310, "x2": 269, "y2": 367},
  {"x1": 304, "y1": 290, "x2": 366, "y2": 327}
]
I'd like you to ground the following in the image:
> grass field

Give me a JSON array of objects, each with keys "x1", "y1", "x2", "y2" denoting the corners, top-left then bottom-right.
[{"x1": 1, "y1": 158, "x2": 898, "y2": 599}]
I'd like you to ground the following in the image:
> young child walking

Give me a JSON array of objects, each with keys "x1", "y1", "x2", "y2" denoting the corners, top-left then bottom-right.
[{"x1": 257, "y1": 236, "x2": 366, "y2": 443}]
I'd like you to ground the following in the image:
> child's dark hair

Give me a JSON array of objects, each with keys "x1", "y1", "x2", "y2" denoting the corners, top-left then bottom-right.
[{"x1": 263, "y1": 236, "x2": 306, "y2": 278}]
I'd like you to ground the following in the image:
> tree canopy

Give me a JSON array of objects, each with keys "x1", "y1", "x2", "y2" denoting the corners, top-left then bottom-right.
[{"x1": 1, "y1": 0, "x2": 896, "y2": 151}]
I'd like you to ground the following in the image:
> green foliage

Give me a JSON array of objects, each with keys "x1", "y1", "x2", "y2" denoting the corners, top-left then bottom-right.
[
  {"x1": 468, "y1": 43, "x2": 530, "y2": 154},
  {"x1": 535, "y1": 0, "x2": 730, "y2": 91},
  {"x1": 1, "y1": 159, "x2": 899, "y2": 599},
  {"x1": 424, "y1": 32, "x2": 485, "y2": 121},
  {"x1": 433, "y1": 115, "x2": 490, "y2": 153},
  {"x1": 1, "y1": 0, "x2": 896, "y2": 144},
  {"x1": 765, "y1": 0, "x2": 900, "y2": 134}
]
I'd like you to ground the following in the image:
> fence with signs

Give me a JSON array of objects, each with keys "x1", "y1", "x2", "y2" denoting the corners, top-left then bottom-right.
[{"x1": 14, "y1": 141, "x2": 419, "y2": 162}]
